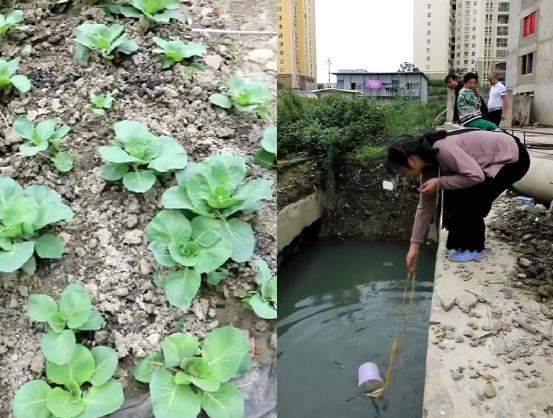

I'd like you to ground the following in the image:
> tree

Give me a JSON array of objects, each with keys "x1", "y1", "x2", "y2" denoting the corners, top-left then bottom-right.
[{"x1": 398, "y1": 62, "x2": 420, "y2": 72}]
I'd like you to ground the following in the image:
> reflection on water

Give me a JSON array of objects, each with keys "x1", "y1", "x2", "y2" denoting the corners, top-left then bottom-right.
[{"x1": 278, "y1": 239, "x2": 436, "y2": 418}]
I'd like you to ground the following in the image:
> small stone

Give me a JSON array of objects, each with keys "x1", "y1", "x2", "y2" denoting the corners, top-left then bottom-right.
[
  {"x1": 216, "y1": 127, "x2": 235, "y2": 138},
  {"x1": 269, "y1": 333, "x2": 277, "y2": 349},
  {"x1": 463, "y1": 329, "x2": 474, "y2": 337},
  {"x1": 96, "y1": 228, "x2": 112, "y2": 247},
  {"x1": 440, "y1": 296, "x2": 456, "y2": 312},
  {"x1": 126, "y1": 215, "x2": 138, "y2": 229},
  {"x1": 481, "y1": 323, "x2": 493, "y2": 332},
  {"x1": 519, "y1": 257, "x2": 532, "y2": 268},
  {"x1": 438, "y1": 342, "x2": 446, "y2": 350},
  {"x1": 190, "y1": 86, "x2": 203, "y2": 96},
  {"x1": 484, "y1": 382, "x2": 497, "y2": 398},
  {"x1": 528, "y1": 380, "x2": 539, "y2": 389},
  {"x1": 146, "y1": 333, "x2": 160, "y2": 345},
  {"x1": 123, "y1": 230, "x2": 143, "y2": 245},
  {"x1": 139, "y1": 259, "x2": 152, "y2": 276},
  {"x1": 203, "y1": 54, "x2": 223, "y2": 70},
  {"x1": 30, "y1": 354, "x2": 44, "y2": 373},
  {"x1": 451, "y1": 370, "x2": 464, "y2": 381}
]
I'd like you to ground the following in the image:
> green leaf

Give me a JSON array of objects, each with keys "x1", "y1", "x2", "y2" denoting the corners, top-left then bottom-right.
[
  {"x1": 182, "y1": 358, "x2": 220, "y2": 392},
  {"x1": 13, "y1": 117, "x2": 35, "y2": 139},
  {"x1": 21, "y1": 254, "x2": 36, "y2": 276},
  {"x1": 253, "y1": 259, "x2": 272, "y2": 285},
  {"x1": 221, "y1": 179, "x2": 272, "y2": 217},
  {"x1": 247, "y1": 293, "x2": 276, "y2": 319},
  {"x1": 253, "y1": 149, "x2": 275, "y2": 168},
  {"x1": 47, "y1": 387, "x2": 85, "y2": 418},
  {"x1": 52, "y1": 152, "x2": 74, "y2": 173},
  {"x1": 163, "y1": 268, "x2": 201, "y2": 309},
  {"x1": 35, "y1": 233, "x2": 64, "y2": 259},
  {"x1": 10, "y1": 74, "x2": 31, "y2": 93},
  {"x1": 100, "y1": 163, "x2": 129, "y2": 181},
  {"x1": 0, "y1": 177, "x2": 23, "y2": 212},
  {"x1": 210, "y1": 94, "x2": 232, "y2": 109},
  {"x1": 174, "y1": 371, "x2": 191, "y2": 385},
  {"x1": 150, "y1": 368, "x2": 201, "y2": 418},
  {"x1": 12, "y1": 380, "x2": 51, "y2": 418},
  {"x1": 6, "y1": 10, "x2": 24, "y2": 26},
  {"x1": 260, "y1": 125, "x2": 277, "y2": 154},
  {"x1": 76, "y1": 309, "x2": 105, "y2": 331},
  {"x1": 24, "y1": 185, "x2": 74, "y2": 229},
  {"x1": 133, "y1": 352, "x2": 164, "y2": 383},
  {"x1": 75, "y1": 380, "x2": 124, "y2": 418},
  {"x1": 222, "y1": 218, "x2": 254, "y2": 263},
  {"x1": 99, "y1": 145, "x2": 140, "y2": 164},
  {"x1": 122, "y1": 170, "x2": 157, "y2": 193},
  {"x1": 161, "y1": 185, "x2": 213, "y2": 218},
  {"x1": 262, "y1": 277, "x2": 277, "y2": 304},
  {"x1": 47, "y1": 310, "x2": 67, "y2": 333},
  {"x1": 89, "y1": 346, "x2": 118, "y2": 387},
  {"x1": 0, "y1": 241, "x2": 35, "y2": 273},
  {"x1": 148, "y1": 241, "x2": 176, "y2": 267},
  {"x1": 59, "y1": 284, "x2": 92, "y2": 329},
  {"x1": 109, "y1": 35, "x2": 139, "y2": 55},
  {"x1": 51, "y1": 125, "x2": 71, "y2": 146},
  {"x1": 206, "y1": 269, "x2": 228, "y2": 286},
  {"x1": 46, "y1": 344, "x2": 95, "y2": 387},
  {"x1": 148, "y1": 136, "x2": 188, "y2": 172},
  {"x1": 146, "y1": 210, "x2": 192, "y2": 245},
  {"x1": 201, "y1": 382, "x2": 244, "y2": 418},
  {"x1": 202, "y1": 327, "x2": 250, "y2": 383},
  {"x1": 161, "y1": 332, "x2": 200, "y2": 367},
  {"x1": 28, "y1": 294, "x2": 58, "y2": 323},
  {"x1": 20, "y1": 138, "x2": 48, "y2": 157},
  {"x1": 40, "y1": 330, "x2": 76, "y2": 365}
]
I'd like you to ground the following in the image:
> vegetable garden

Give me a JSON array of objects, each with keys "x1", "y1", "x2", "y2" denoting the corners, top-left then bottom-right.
[{"x1": 0, "y1": 1, "x2": 276, "y2": 417}]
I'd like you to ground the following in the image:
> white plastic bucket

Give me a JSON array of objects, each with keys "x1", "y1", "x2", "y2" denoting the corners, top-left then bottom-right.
[{"x1": 357, "y1": 362, "x2": 383, "y2": 387}]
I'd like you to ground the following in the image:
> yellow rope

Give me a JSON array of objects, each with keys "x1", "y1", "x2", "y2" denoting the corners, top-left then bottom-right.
[{"x1": 368, "y1": 271, "x2": 416, "y2": 398}]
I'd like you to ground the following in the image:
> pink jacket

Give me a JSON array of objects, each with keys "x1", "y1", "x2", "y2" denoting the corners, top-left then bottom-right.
[{"x1": 410, "y1": 129, "x2": 520, "y2": 243}]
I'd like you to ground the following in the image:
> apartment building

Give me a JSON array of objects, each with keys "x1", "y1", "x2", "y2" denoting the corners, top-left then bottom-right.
[
  {"x1": 413, "y1": 0, "x2": 450, "y2": 79},
  {"x1": 449, "y1": 0, "x2": 510, "y2": 84},
  {"x1": 506, "y1": 0, "x2": 553, "y2": 125},
  {"x1": 277, "y1": 0, "x2": 317, "y2": 91}
]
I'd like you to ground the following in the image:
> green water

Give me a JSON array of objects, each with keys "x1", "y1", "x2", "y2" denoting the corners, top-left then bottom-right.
[{"x1": 278, "y1": 239, "x2": 436, "y2": 418}]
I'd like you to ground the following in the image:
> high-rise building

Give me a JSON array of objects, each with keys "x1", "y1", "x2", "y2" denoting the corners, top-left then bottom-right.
[
  {"x1": 277, "y1": 0, "x2": 317, "y2": 90},
  {"x1": 415, "y1": 1, "x2": 510, "y2": 85},
  {"x1": 506, "y1": 0, "x2": 553, "y2": 125},
  {"x1": 413, "y1": 0, "x2": 450, "y2": 79}
]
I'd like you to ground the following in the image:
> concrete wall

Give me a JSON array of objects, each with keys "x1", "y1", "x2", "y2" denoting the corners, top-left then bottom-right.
[
  {"x1": 335, "y1": 73, "x2": 428, "y2": 101},
  {"x1": 506, "y1": 0, "x2": 553, "y2": 125}
]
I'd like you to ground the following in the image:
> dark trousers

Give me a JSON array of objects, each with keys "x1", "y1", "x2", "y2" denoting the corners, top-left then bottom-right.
[
  {"x1": 486, "y1": 109, "x2": 502, "y2": 126},
  {"x1": 443, "y1": 139, "x2": 530, "y2": 251}
]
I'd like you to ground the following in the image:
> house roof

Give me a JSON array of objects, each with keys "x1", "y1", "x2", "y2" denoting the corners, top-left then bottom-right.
[
  {"x1": 332, "y1": 71, "x2": 430, "y2": 81},
  {"x1": 310, "y1": 88, "x2": 363, "y2": 94}
]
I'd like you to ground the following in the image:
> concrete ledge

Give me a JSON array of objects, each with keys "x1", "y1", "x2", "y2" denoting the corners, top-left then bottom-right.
[
  {"x1": 277, "y1": 192, "x2": 324, "y2": 252},
  {"x1": 423, "y1": 204, "x2": 553, "y2": 417}
]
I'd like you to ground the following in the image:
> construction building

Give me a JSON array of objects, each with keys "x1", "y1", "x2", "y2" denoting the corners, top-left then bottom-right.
[
  {"x1": 277, "y1": 0, "x2": 317, "y2": 90},
  {"x1": 506, "y1": 0, "x2": 553, "y2": 125}
]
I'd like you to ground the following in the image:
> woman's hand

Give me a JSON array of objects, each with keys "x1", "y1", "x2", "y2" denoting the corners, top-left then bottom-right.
[
  {"x1": 406, "y1": 243, "x2": 420, "y2": 274},
  {"x1": 420, "y1": 178, "x2": 438, "y2": 196}
]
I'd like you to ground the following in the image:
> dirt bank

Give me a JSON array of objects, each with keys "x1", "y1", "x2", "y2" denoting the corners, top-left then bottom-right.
[{"x1": 0, "y1": 0, "x2": 276, "y2": 413}]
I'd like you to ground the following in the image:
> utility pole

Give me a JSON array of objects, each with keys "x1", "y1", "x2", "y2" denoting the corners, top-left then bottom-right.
[{"x1": 326, "y1": 57, "x2": 332, "y2": 87}]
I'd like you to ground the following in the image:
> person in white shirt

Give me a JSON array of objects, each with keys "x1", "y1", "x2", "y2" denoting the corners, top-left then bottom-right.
[{"x1": 487, "y1": 73, "x2": 508, "y2": 126}]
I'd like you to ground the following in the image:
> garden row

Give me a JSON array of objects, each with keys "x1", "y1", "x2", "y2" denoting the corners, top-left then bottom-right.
[{"x1": 1, "y1": 1, "x2": 276, "y2": 418}]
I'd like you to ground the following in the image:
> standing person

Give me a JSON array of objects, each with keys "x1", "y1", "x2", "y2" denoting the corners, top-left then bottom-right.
[
  {"x1": 445, "y1": 73, "x2": 488, "y2": 125},
  {"x1": 457, "y1": 73, "x2": 498, "y2": 130},
  {"x1": 487, "y1": 73, "x2": 508, "y2": 127},
  {"x1": 386, "y1": 128, "x2": 530, "y2": 271}
]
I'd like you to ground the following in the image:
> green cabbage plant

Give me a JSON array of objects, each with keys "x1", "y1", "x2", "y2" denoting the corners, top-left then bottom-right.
[
  {"x1": 153, "y1": 37, "x2": 206, "y2": 69},
  {"x1": 13, "y1": 117, "x2": 74, "y2": 172},
  {"x1": 89, "y1": 89, "x2": 118, "y2": 116},
  {"x1": 254, "y1": 125, "x2": 276, "y2": 168},
  {"x1": 99, "y1": 120, "x2": 188, "y2": 193},
  {"x1": 133, "y1": 326, "x2": 251, "y2": 418},
  {"x1": 105, "y1": 0, "x2": 186, "y2": 23},
  {"x1": 75, "y1": 23, "x2": 138, "y2": 61},
  {"x1": 13, "y1": 284, "x2": 123, "y2": 418},
  {"x1": 0, "y1": 178, "x2": 73, "y2": 274},
  {"x1": 243, "y1": 259, "x2": 277, "y2": 319},
  {"x1": 209, "y1": 74, "x2": 271, "y2": 118},
  {"x1": 0, "y1": 58, "x2": 31, "y2": 93},
  {"x1": 0, "y1": 9, "x2": 24, "y2": 37}
]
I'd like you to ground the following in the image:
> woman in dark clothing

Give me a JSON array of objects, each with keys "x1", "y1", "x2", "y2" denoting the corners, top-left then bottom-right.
[{"x1": 387, "y1": 128, "x2": 530, "y2": 273}]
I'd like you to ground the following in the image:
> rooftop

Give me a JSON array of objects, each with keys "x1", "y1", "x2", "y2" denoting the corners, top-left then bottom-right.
[{"x1": 333, "y1": 70, "x2": 430, "y2": 81}]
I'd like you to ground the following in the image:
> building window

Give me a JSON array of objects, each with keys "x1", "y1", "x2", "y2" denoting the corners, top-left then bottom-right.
[
  {"x1": 351, "y1": 82, "x2": 357, "y2": 90},
  {"x1": 428, "y1": 3, "x2": 431, "y2": 8},
  {"x1": 497, "y1": 26, "x2": 508, "y2": 36},
  {"x1": 498, "y1": 2, "x2": 509, "y2": 12},
  {"x1": 523, "y1": 12, "x2": 537, "y2": 37},
  {"x1": 521, "y1": 52, "x2": 534, "y2": 75},
  {"x1": 427, "y1": 47, "x2": 431, "y2": 52},
  {"x1": 497, "y1": 38, "x2": 507, "y2": 47},
  {"x1": 427, "y1": 30, "x2": 431, "y2": 35},
  {"x1": 472, "y1": 51, "x2": 476, "y2": 56},
  {"x1": 498, "y1": 14, "x2": 509, "y2": 24},
  {"x1": 428, "y1": 13, "x2": 431, "y2": 17},
  {"x1": 464, "y1": 51, "x2": 469, "y2": 56},
  {"x1": 457, "y1": 52, "x2": 460, "y2": 57},
  {"x1": 464, "y1": 60, "x2": 469, "y2": 64},
  {"x1": 427, "y1": 56, "x2": 431, "y2": 61},
  {"x1": 427, "y1": 21, "x2": 431, "y2": 26},
  {"x1": 427, "y1": 39, "x2": 431, "y2": 44},
  {"x1": 472, "y1": 43, "x2": 476, "y2": 47}
]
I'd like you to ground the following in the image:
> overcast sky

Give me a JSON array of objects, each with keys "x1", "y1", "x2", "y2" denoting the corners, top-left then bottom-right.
[{"x1": 315, "y1": 0, "x2": 414, "y2": 83}]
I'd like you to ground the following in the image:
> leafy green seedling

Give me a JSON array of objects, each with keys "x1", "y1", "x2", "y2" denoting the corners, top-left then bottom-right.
[
  {"x1": 13, "y1": 337, "x2": 123, "y2": 418},
  {"x1": 254, "y1": 125, "x2": 276, "y2": 168},
  {"x1": 99, "y1": 120, "x2": 188, "y2": 193},
  {"x1": 105, "y1": 0, "x2": 186, "y2": 23},
  {"x1": 27, "y1": 283, "x2": 106, "y2": 365},
  {"x1": 243, "y1": 259, "x2": 277, "y2": 319},
  {"x1": 210, "y1": 74, "x2": 272, "y2": 118},
  {"x1": 13, "y1": 117, "x2": 74, "y2": 172},
  {"x1": 153, "y1": 37, "x2": 206, "y2": 69},
  {"x1": 90, "y1": 89, "x2": 118, "y2": 116},
  {"x1": 0, "y1": 178, "x2": 73, "y2": 274},
  {"x1": 75, "y1": 23, "x2": 138, "y2": 61},
  {"x1": 0, "y1": 58, "x2": 31, "y2": 93},
  {"x1": 0, "y1": 9, "x2": 25, "y2": 37},
  {"x1": 133, "y1": 326, "x2": 251, "y2": 418}
]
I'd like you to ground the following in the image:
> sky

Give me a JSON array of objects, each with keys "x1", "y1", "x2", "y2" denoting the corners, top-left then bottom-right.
[{"x1": 315, "y1": 0, "x2": 414, "y2": 83}]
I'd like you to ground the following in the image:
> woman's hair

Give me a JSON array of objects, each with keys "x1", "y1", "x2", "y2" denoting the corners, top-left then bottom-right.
[
  {"x1": 445, "y1": 73, "x2": 458, "y2": 84},
  {"x1": 463, "y1": 72, "x2": 479, "y2": 84},
  {"x1": 386, "y1": 129, "x2": 447, "y2": 172}
]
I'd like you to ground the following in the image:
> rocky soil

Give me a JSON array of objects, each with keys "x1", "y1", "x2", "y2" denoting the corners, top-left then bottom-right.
[{"x1": 0, "y1": 0, "x2": 276, "y2": 414}]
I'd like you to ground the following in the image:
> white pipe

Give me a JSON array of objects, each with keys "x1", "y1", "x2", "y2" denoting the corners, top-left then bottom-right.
[{"x1": 513, "y1": 157, "x2": 553, "y2": 202}]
